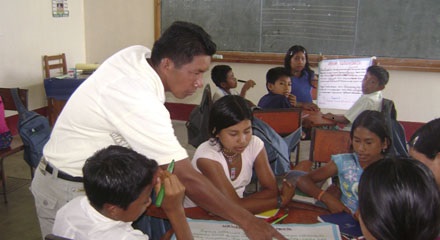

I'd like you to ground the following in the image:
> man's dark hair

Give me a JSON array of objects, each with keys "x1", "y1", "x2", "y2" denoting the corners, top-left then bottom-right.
[
  {"x1": 83, "y1": 145, "x2": 158, "y2": 210},
  {"x1": 151, "y1": 21, "x2": 217, "y2": 68}
]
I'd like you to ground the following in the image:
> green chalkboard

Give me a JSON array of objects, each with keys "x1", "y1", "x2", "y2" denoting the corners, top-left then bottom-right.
[{"x1": 160, "y1": 0, "x2": 440, "y2": 60}]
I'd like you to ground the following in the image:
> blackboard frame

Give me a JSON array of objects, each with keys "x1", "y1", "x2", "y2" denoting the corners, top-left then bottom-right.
[{"x1": 154, "y1": 0, "x2": 440, "y2": 72}]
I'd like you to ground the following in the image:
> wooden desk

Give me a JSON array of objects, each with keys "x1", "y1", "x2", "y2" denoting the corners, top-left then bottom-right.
[
  {"x1": 146, "y1": 201, "x2": 329, "y2": 224},
  {"x1": 302, "y1": 110, "x2": 336, "y2": 128},
  {"x1": 43, "y1": 77, "x2": 87, "y2": 125}
]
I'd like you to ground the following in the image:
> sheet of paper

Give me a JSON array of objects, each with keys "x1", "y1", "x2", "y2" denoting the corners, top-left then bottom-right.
[
  {"x1": 317, "y1": 58, "x2": 373, "y2": 110},
  {"x1": 172, "y1": 219, "x2": 341, "y2": 240}
]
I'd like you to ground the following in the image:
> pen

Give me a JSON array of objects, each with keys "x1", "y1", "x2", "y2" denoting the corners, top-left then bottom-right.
[
  {"x1": 271, "y1": 213, "x2": 288, "y2": 224},
  {"x1": 237, "y1": 79, "x2": 246, "y2": 83},
  {"x1": 155, "y1": 160, "x2": 175, "y2": 207}
]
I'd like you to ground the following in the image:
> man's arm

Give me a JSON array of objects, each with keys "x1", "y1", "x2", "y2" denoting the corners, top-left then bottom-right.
[{"x1": 172, "y1": 159, "x2": 287, "y2": 240}]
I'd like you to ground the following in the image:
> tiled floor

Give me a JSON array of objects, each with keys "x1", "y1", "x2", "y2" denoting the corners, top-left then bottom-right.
[{"x1": 0, "y1": 120, "x2": 311, "y2": 240}]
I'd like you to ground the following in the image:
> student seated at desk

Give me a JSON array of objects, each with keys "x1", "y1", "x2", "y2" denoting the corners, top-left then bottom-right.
[
  {"x1": 53, "y1": 145, "x2": 192, "y2": 240},
  {"x1": 184, "y1": 95, "x2": 295, "y2": 214},
  {"x1": 408, "y1": 118, "x2": 440, "y2": 186},
  {"x1": 322, "y1": 65, "x2": 389, "y2": 130},
  {"x1": 211, "y1": 64, "x2": 256, "y2": 102},
  {"x1": 358, "y1": 157, "x2": 440, "y2": 240},
  {"x1": 258, "y1": 67, "x2": 297, "y2": 109},
  {"x1": 284, "y1": 45, "x2": 319, "y2": 111},
  {"x1": 296, "y1": 110, "x2": 391, "y2": 214}
]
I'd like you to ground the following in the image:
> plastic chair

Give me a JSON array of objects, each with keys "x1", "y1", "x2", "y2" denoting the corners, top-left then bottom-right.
[
  {"x1": 0, "y1": 88, "x2": 29, "y2": 203},
  {"x1": 309, "y1": 128, "x2": 352, "y2": 168},
  {"x1": 43, "y1": 53, "x2": 67, "y2": 78}
]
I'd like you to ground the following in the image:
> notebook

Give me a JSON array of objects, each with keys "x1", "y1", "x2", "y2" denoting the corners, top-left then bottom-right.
[{"x1": 317, "y1": 212, "x2": 363, "y2": 239}]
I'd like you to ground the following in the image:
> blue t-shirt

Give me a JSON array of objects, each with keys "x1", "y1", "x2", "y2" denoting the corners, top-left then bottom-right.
[
  {"x1": 290, "y1": 70, "x2": 314, "y2": 103},
  {"x1": 332, "y1": 153, "x2": 363, "y2": 213},
  {"x1": 258, "y1": 92, "x2": 292, "y2": 109}
]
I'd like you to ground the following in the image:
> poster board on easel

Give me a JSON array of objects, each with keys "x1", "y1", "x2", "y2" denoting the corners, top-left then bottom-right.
[{"x1": 317, "y1": 57, "x2": 374, "y2": 110}]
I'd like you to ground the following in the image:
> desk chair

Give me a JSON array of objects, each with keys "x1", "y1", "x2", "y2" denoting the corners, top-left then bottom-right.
[
  {"x1": 309, "y1": 128, "x2": 351, "y2": 168},
  {"x1": 43, "y1": 53, "x2": 67, "y2": 78},
  {"x1": 0, "y1": 88, "x2": 28, "y2": 203},
  {"x1": 43, "y1": 53, "x2": 68, "y2": 125},
  {"x1": 253, "y1": 108, "x2": 302, "y2": 166}
]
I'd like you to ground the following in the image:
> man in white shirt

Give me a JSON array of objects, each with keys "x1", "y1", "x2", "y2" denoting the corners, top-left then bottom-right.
[{"x1": 31, "y1": 21, "x2": 285, "y2": 240}]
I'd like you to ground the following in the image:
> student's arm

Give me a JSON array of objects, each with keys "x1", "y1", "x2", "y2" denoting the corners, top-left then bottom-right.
[
  {"x1": 172, "y1": 159, "x2": 287, "y2": 240},
  {"x1": 296, "y1": 161, "x2": 351, "y2": 213},
  {"x1": 322, "y1": 113, "x2": 350, "y2": 124},
  {"x1": 240, "y1": 79, "x2": 256, "y2": 98},
  {"x1": 297, "y1": 102, "x2": 320, "y2": 111},
  {"x1": 159, "y1": 173, "x2": 192, "y2": 240}
]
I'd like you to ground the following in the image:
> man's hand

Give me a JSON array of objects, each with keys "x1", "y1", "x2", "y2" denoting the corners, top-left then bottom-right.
[{"x1": 242, "y1": 216, "x2": 288, "y2": 240}]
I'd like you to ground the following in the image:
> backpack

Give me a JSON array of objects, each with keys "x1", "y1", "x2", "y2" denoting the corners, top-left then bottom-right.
[
  {"x1": 381, "y1": 98, "x2": 409, "y2": 157},
  {"x1": 251, "y1": 117, "x2": 294, "y2": 176},
  {"x1": 11, "y1": 88, "x2": 52, "y2": 168},
  {"x1": 186, "y1": 85, "x2": 212, "y2": 148}
]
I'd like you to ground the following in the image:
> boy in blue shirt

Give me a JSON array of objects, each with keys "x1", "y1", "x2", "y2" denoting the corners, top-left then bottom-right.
[{"x1": 258, "y1": 67, "x2": 297, "y2": 109}]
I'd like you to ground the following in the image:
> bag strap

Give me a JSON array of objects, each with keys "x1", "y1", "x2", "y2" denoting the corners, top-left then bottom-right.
[{"x1": 11, "y1": 88, "x2": 27, "y2": 114}]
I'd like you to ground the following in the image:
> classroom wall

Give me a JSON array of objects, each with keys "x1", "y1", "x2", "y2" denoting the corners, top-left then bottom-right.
[
  {"x1": 0, "y1": 0, "x2": 86, "y2": 112},
  {"x1": 1, "y1": 1, "x2": 438, "y2": 123}
]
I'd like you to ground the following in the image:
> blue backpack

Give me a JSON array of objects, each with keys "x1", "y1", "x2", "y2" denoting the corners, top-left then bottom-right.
[{"x1": 11, "y1": 88, "x2": 52, "y2": 168}]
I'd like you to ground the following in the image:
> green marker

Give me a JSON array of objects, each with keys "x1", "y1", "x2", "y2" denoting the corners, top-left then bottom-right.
[
  {"x1": 271, "y1": 213, "x2": 288, "y2": 225},
  {"x1": 155, "y1": 160, "x2": 175, "y2": 207}
]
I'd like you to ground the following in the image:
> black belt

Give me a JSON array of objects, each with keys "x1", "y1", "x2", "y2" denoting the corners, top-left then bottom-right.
[{"x1": 45, "y1": 163, "x2": 83, "y2": 183}]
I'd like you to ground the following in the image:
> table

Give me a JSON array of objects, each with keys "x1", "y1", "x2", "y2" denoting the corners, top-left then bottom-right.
[
  {"x1": 146, "y1": 200, "x2": 329, "y2": 224},
  {"x1": 302, "y1": 110, "x2": 337, "y2": 128},
  {"x1": 43, "y1": 77, "x2": 87, "y2": 125}
]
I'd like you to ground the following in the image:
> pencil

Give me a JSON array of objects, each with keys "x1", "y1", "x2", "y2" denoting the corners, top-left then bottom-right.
[
  {"x1": 271, "y1": 213, "x2": 288, "y2": 224},
  {"x1": 155, "y1": 160, "x2": 175, "y2": 207},
  {"x1": 237, "y1": 79, "x2": 246, "y2": 83}
]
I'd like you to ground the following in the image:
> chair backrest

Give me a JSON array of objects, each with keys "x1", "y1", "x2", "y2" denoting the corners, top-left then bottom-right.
[
  {"x1": 43, "y1": 53, "x2": 67, "y2": 78},
  {"x1": 253, "y1": 108, "x2": 302, "y2": 137},
  {"x1": 186, "y1": 84, "x2": 213, "y2": 148},
  {"x1": 309, "y1": 128, "x2": 351, "y2": 167},
  {"x1": 0, "y1": 88, "x2": 28, "y2": 111}
]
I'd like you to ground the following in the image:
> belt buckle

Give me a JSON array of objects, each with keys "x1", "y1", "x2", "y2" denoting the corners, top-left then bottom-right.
[{"x1": 39, "y1": 157, "x2": 48, "y2": 176}]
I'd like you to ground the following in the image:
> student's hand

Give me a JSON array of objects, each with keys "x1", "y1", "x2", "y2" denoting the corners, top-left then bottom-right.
[
  {"x1": 158, "y1": 172, "x2": 186, "y2": 213},
  {"x1": 242, "y1": 79, "x2": 256, "y2": 91},
  {"x1": 301, "y1": 102, "x2": 320, "y2": 111},
  {"x1": 322, "y1": 113, "x2": 334, "y2": 120},
  {"x1": 287, "y1": 94, "x2": 297, "y2": 107},
  {"x1": 321, "y1": 193, "x2": 351, "y2": 214},
  {"x1": 280, "y1": 179, "x2": 295, "y2": 207}
]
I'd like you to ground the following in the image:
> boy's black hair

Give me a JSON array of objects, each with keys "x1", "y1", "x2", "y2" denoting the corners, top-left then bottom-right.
[
  {"x1": 367, "y1": 65, "x2": 389, "y2": 86},
  {"x1": 359, "y1": 157, "x2": 440, "y2": 240},
  {"x1": 83, "y1": 145, "x2": 158, "y2": 210},
  {"x1": 265, "y1": 67, "x2": 290, "y2": 92},
  {"x1": 151, "y1": 21, "x2": 217, "y2": 68},
  {"x1": 211, "y1": 65, "x2": 232, "y2": 88}
]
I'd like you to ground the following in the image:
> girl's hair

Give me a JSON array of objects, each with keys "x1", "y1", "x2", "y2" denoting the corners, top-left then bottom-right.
[
  {"x1": 359, "y1": 157, "x2": 440, "y2": 240},
  {"x1": 208, "y1": 95, "x2": 252, "y2": 137},
  {"x1": 350, "y1": 110, "x2": 391, "y2": 153},
  {"x1": 211, "y1": 65, "x2": 232, "y2": 88},
  {"x1": 283, "y1": 45, "x2": 314, "y2": 87},
  {"x1": 408, "y1": 118, "x2": 440, "y2": 160}
]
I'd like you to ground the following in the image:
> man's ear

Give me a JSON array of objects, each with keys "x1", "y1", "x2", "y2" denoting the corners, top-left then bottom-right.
[
  {"x1": 267, "y1": 83, "x2": 274, "y2": 91},
  {"x1": 159, "y1": 58, "x2": 174, "y2": 71}
]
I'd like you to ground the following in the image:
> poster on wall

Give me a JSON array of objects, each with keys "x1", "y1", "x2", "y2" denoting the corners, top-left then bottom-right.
[
  {"x1": 317, "y1": 57, "x2": 374, "y2": 110},
  {"x1": 52, "y1": 0, "x2": 69, "y2": 18}
]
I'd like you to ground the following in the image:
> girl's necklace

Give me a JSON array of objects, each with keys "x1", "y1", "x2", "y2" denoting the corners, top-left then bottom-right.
[
  {"x1": 221, "y1": 149, "x2": 238, "y2": 164},
  {"x1": 221, "y1": 149, "x2": 239, "y2": 179}
]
